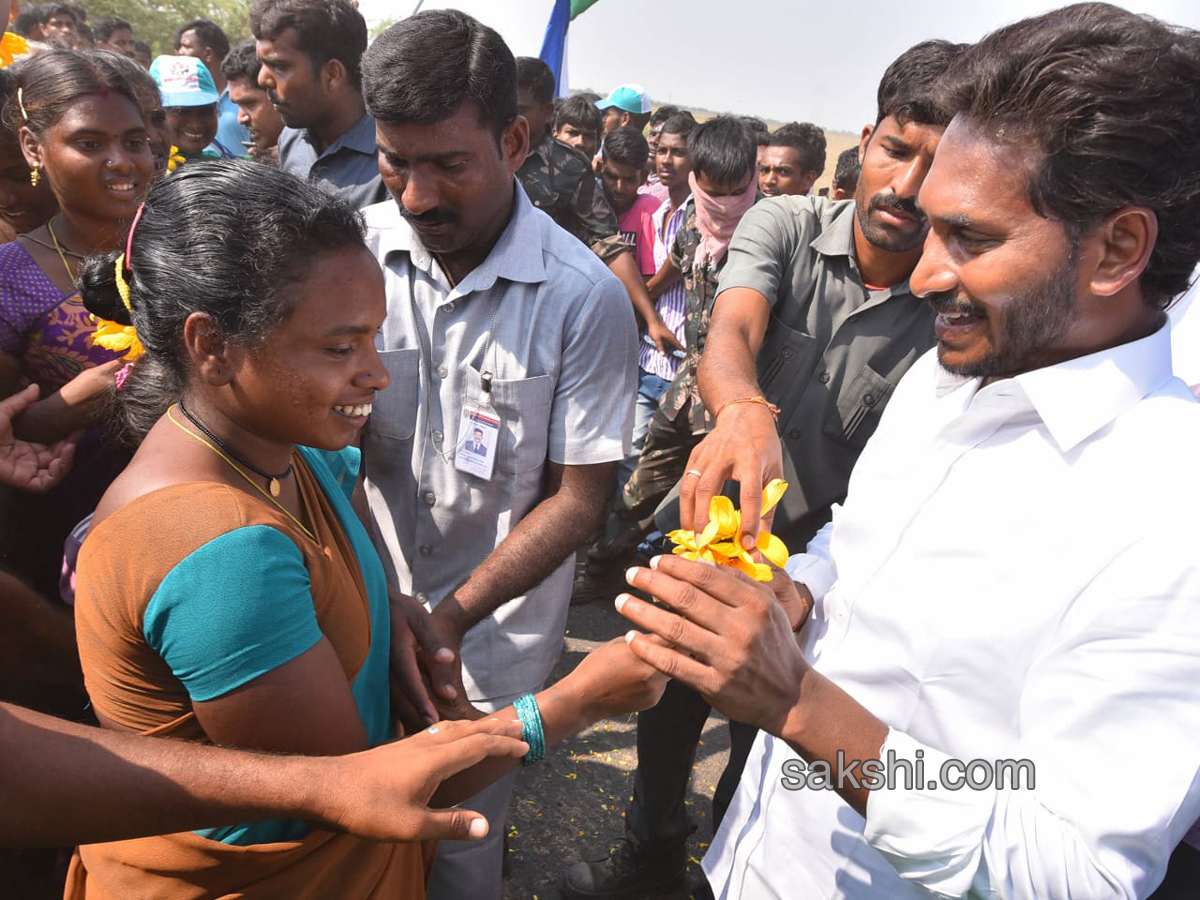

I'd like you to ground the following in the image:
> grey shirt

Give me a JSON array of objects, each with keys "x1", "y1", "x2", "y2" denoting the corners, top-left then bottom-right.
[
  {"x1": 360, "y1": 184, "x2": 637, "y2": 700},
  {"x1": 713, "y1": 196, "x2": 935, "y2": 549},
  {"x1": 278, "y1": 112, "x2": 388, "y2": 210}
]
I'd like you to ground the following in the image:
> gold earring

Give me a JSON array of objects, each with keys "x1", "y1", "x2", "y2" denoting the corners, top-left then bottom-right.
[{"x1": 29, "y1": 166, "x2": 39, "y2": 187}]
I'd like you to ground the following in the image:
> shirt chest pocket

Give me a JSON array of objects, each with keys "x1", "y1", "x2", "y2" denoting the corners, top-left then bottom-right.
[
  {"x1": 368, "y1": 348, "x2": 421, "y2": 442},
  {"x1": 821, "y1": 364, "x2": 894, "y2": 447},
  {"x1": 756, "y1": 314, "x2": 820, "y2": 415},
  {"x1": 467, "y1": 366, "x2": 554, "y2": 474}
]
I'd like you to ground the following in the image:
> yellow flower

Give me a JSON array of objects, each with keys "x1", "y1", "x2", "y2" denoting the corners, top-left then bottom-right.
[
  {"x1": 0, "y1": 33, "x2": 30, "y2": 69},
  {"x1": 666, "y1": 479, "x2": 790, "y2": 582},
  {"x1": 89, "y1": 315, "x2": 145, "y2": 361},
  {"x1": 168, "y1": 146, "x2": 187, "y2": 172}
]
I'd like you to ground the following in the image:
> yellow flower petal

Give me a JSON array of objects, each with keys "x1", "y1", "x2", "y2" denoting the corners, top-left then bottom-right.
[
  {"x1": 761, "y1": 478, "x2": 789, "y2": 517},
  {"x1": 707, "y1": 495, "x2": 740, "y2": 539},
  {"x1": 757, "y1": 530, "x2": 789, "y2": 569},
  {"x1": 0, "y1": 33, "x2": 30, "y2": 68}
]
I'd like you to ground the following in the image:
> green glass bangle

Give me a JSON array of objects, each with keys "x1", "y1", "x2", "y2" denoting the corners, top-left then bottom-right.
[{"x1": 513, "y1": 693, "x2": 545, "y2": 766}]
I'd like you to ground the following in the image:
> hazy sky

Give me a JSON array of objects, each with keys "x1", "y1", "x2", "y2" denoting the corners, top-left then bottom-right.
[{"x1": 355, "y1": 0, "x2": 1200, "y2": 133}]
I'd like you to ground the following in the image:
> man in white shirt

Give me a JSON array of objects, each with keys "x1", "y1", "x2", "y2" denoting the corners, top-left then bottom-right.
[{"x1": 613, "y1": 5, "x2": 1200, "y2": 898}]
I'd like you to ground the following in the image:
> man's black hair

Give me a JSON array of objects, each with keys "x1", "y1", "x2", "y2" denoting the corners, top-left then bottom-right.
[
  {"x1": 649, "y1": 104, "x2": 683, "y2": 129},
  {"x1": 221, "y1": 38, "x2": 263, "y2": 85},
  {"x1": 515, "y1": 56, "x2": 555, "y2": 105},
  {"x1": 362, "y1": 9, "x2": 516, "y2": 138},
  {"x1": 875, "y1": 39, "x2": 968, "y2": 126},
  {"x1": 603, "y1": 126, "x2": 648, "y2": 170},
  {"x1": 689, "y1": 115, "x2": 757, "y2": 187},
  {"x1": 937, "y1": 2, "x2": 1200, "y2": 307},
  {"x1": 174, "y1": 18, "x2": 231, "y2": 60},
  {"x1": 249, "y1": 0, "x2": 368, "y2": 89},
  {"x1": 13, "y1": 6, "x2": 43, "y2": 37},
  {"x1": 555, "y1": 95, "x2": 601, "y2": 137},
  {"x1": 38, "y1": 3, "x2": 77, "y2": 25},
  {"x1": 769, "y1": 122, "x2": 827, "y2": 177},
  {"x1": 658, "y1": 111, "x2": 697, "y2": 139},
  {"x1": 832, "y1": 147, "x2": 860, "y2": 194},
  {"x1": 91, "y1": 16, "x2": 131, "y2": 44}
]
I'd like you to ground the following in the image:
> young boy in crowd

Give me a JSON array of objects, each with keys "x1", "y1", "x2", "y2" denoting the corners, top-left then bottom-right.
[
  {"x1": 600, "y1": 127, "x2": 659, "y2": 279},
  {"x1": 574, "y1": 116, "x2": 756, "y2": 602},
  {"x1": 831, "y1": 145, "x2": 861, "y2": 199},
  {"x1": 758, "y1": 121, "x2": 826, "y2": 197},
  {"x1": 554, "y1": 95, "x2": 603, "y2": 161},
  {"x1": 150, "y1": 56, "x2": 237, "y2": 162}
]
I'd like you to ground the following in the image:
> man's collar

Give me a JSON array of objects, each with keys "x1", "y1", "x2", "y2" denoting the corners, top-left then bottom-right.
[
  {"x1": 934, "y1": 322, "x2": 1177, "y2": 452},
  {"x1": 809, "y1": 199, "x2": 857, "y2": 259},
  {"x1": 374, "y1": 182, "x2": 547, "y2": 292},
  {"x1": 306, "y1": 112, "x2": 376, "y2": 157}
]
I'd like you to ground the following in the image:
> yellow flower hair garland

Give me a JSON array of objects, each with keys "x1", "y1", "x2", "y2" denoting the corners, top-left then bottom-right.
[
  {"x1": 167, "y1": 145, "x2": 186, "y2": 172},
  {"x1": 0, "y1": 33, "x2": 30, "y2": 69},
  {"x1": 89, "y1": 253, "x2": 144, "y2": 361},
  {"x1": 666, "y1": 479, "x2": 790, "y2": 582}
]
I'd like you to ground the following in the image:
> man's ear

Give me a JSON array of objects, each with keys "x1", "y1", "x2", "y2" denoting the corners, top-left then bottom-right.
[
  {"x1": 858, "y1": 123, "x2": 873, "y2": 162},
  {"x1": 183, "y1": 312, "x2": 243, "y2": 386},
  {"x1": 320, "y1": 57, "x2": 347, "y2": 92},
  {"x1": 1084, "y1": 207, "x2": 1157, "y2": 298},
  {"x1": 501, "y1": 115, "x2": 529, "y2": 174},
  {"x1": 799, "y1": 171, "x2": 818, "y2": 194}
]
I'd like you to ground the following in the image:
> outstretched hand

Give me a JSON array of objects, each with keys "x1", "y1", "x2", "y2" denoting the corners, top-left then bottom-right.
[
  {"x1": 0, "y1": 385, "x2": 79, "y2": 492},
  {"x1": 316, "y1": 716, "x2": 527, "y2": 842},
  {"x1": 678, "y1": 403, "x2": 783, "y2": 550}
]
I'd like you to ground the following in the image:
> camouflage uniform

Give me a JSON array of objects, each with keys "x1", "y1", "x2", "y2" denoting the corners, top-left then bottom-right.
[
  {"x1": 618, "y1": 200, "x2": 726, "y2": 521},
  {"x1": 517, "y1": 132, "x2": 627, "y2": 264}
]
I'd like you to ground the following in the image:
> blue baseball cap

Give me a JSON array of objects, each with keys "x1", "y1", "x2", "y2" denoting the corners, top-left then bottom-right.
[
  {"x1": 596, "y1": 84, "x2": 651, "y2": 115},
  {"x1": 149, "y1": 56, "x2": 220, "y2": 107}
]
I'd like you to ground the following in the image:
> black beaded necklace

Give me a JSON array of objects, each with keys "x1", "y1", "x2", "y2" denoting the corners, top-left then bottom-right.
[{"x1": 177, "y1": 397, "x2": 293, "y2": 496}]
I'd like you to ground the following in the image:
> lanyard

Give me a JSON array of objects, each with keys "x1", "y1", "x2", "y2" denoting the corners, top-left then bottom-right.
[{"x1": 405, "y1": 263, "x2": 499, "y2": 460}]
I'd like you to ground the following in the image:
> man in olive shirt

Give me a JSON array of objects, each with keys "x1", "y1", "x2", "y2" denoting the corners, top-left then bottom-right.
[
  {"x1": 684, "y1": 39, "x2": 967, "y2": 554},
  {"x1": 562, "y1": 40, "x2": 967, "y2": 900}
]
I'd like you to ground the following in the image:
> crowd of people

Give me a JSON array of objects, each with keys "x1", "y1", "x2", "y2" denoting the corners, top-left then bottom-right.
[{"x1": 0, "y1": 1, "x2": 1198, "y2": 899}]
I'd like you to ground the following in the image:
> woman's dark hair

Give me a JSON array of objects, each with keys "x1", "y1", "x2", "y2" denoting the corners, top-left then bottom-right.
[
  {"x1": 362, "y1": 9, "x2": 516, "y2": 139},
  {"x1": 603, "y1": 126, "x2": 648, "y2": 170},
  {"x1": 937, "y1": 2, "x2": 1200, "y2": 307},
  {"x1": 688, "y1": 115, "x2": 757, "y2": 188},
  {"x1": 249, "y1": 0, "x2": 368, "y2": 90},
  {"x1": 14, "y1": 49, "x2": 143, "y2": 139},
  {"x1": 87, "y1": 49, "x2": 160, "y2": 116},
  {"x1": 79, "y1": 160, "x2": 368, "y2": 443}
]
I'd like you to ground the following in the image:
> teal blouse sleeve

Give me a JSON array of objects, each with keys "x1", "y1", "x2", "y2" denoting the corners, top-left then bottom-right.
[{"x1": 143, "y1": 525, "x2": 324, "y2": 702}]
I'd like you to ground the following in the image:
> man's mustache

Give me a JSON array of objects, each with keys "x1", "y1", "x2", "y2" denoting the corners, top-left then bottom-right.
[
  {"x1": 869, "y1": 192, "x2": 924, "y2": 223},
  {"x1": 399, "y1": 205, "x2": 458, "y2": 228}
]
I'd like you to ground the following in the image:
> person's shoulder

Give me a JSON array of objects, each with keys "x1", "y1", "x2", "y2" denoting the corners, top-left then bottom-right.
[
  {"x1": 632, "y1": 193, "x2": 662, "y2": 217},
  {"x1": 550, "y1": 137, "x2": 592, "y2": 173},
  {"x1": 361, "y1": 199, "x2": 400, "y2": 229}
]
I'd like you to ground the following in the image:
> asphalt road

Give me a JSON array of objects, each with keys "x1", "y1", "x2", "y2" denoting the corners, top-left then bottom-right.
[{"x1": 501, "y1": 594, "x2": 731, "y2": 900}]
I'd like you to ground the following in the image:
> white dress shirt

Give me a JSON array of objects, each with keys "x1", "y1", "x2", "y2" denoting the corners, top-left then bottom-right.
[{"x1": 708, "y1": 324, "x2": 1200, "y2": 899}]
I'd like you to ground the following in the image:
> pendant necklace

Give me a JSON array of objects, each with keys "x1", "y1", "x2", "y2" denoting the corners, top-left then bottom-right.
[{"x1": 176, "y1": 397, "x2": 293, "y2": 497}]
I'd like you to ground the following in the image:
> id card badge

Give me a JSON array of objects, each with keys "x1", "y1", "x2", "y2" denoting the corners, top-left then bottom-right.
[{"x1": 454, "y1": 405, "x2": 500, "y2": 480}]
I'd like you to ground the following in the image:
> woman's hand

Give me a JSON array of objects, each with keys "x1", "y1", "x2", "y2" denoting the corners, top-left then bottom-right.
[{"x1": 560, "y1": 636, "x2": 669, "y2": 724}]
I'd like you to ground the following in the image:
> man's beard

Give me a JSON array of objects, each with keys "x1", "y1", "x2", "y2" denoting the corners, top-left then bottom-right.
[
  {"x1": 856, "y1": 190, "x2": 927, "y2": 253},
  {"x1": 931, "y1": 251, "x2": 1079, "y2": 380}
]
